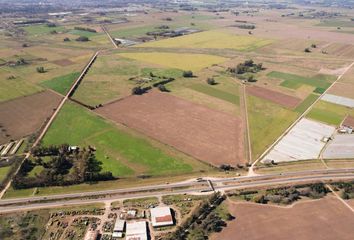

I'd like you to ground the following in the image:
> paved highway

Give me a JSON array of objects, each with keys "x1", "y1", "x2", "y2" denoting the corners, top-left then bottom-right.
[{"x1": 1, "y1": 168, "x2": 354, "y2": 213}]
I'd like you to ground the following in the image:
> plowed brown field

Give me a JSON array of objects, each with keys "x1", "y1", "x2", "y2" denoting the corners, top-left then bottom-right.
[
  {"x1": 211, "y1": 197, "x2": 354, "y2": 240},
  {"x1": 247, "y1": 85, "x2": 302, "y2": 109},
  {"x1": 96, "y1": 91, "x2": 245, "y2": 166},
  {"x1": 0, "y1": 90, "x2": 62, "y2": 144}
]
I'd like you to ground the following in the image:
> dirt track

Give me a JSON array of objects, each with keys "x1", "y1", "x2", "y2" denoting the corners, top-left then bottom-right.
[
  {"x1": 211, "y1": 197, "x2": 354, "y2": 240},
  {"x1": 0, "y1": 90, "x2": 62, "y2": 144},
  {"x1": 96, "y1": 91, "x2": 245, "y2": 166},
  {"x1": 247, "y1": 85, "x2": 302, "y2": 109}
]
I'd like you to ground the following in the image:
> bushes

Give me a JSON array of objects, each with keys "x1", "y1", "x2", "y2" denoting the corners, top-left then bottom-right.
[
  {"x1": 165, "y1": 193, "x2": 229, "y2": 240},
  {"x1": 206, "y1": 77, "x2": 216, "y2": 85},
  {"x1": 74, "y1": 26, "x2": 97, "y2": 33},
  {"x1": 76, "y1": 36, "x2": 90, "y2": 42},
  {"x1": 228, "y1": 59, "x2": 263, "y2": 75},
  {"x1": 36, "y1": 66, "x2": 46, "y2": 73},
  {"x1": 183, "y1": 70, "x2": 194, "y2": 78}
]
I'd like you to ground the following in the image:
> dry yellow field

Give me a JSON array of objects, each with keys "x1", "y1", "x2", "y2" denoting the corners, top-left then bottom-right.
[
  {"x1": 118, "y1": 52, "x2": 228, "y2": 71},
  {"x1": 135, "y1": 31, "x2": 273, "y2": 51}
]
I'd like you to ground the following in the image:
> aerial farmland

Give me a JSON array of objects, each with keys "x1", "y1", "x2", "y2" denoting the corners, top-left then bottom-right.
[{"x1": 0, "y1": 0, "x2": 354, "y2": 239}]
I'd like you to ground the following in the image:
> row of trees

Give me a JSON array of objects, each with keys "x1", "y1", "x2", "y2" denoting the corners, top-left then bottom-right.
[
  {"x1": 165, "y1": 193, "x2": 231, "y2": 240},
  {"x1": 229, "y1": 183, "x2": 328, "y2": 205},
  {"x1": 13, "y1": 145, "x2": 114, "y2": 189},
  {"x1": 228, "y1": 59, "x2": 263, "y2": 75}
]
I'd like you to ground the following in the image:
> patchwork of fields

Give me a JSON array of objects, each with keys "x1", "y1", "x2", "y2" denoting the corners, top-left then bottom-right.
[{"x1": 43, "y1": 101, "x2": 210, "y2": 177}]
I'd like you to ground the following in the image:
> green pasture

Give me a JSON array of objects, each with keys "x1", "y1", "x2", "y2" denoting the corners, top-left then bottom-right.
[
  {"x1": 40, "y1": 72, "x2": 80, "y2": 95},
  {"x1": 294, "y1": 93, "x2": 319, "y2": 113},
  {"x1": 247, "y1": 95, "x2": 298, "y2": 160},
  {"x1": 0, "y1": 166, "x2": 11, "y2": 183},
  {"x1": 189, "y1": 83, "x2": 240, "y2": 105}
]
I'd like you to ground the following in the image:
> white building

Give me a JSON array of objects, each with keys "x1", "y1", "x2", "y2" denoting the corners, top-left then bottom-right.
[
  {"x1": 112, "y1": 219, "x2": 125, "y2": 239},
  {"x1": 150, "y1": 206, "x2": 174, "y2": 227},
  {"x1": 126, "y1": 221, "x2": 148, "y2": 240}
]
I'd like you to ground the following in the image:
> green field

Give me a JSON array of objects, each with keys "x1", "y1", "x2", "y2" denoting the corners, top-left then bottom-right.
[
  {"x1": 268, "y1": 71, "x2": 335, "y2": 90},
  {"x1": 22, "y1": 24, "x2": 66, "y2": 35},
  {"x1": 42, "y1": 102, "x2": 205, "y2": 177},
  {"x1": 0, "y1": 75, "x2": 42, "y2": 102},
  {"x1": 307, "y1": 100, "x2": 354, "y2": 126},
  {"x1": 189, "y1": 83, "x2": 240, "y2": 105},
  {"x1": 118, "y1": 52, "x2": 228, "y2": 72},
  {"x1": 72, "y1": 54, "x2": 184, "y2": 106},
  {"x1": 0, "y1": 166, "x2": 11, "y2": 183},
  {"x1": 317, "y1": 20, "x2": 354, "y2": 28},
  {"x1": 248, "y1": 95, "x2": 298, "y2": 160},
  {"x1": 68, "y1": 29, "x2": 100, "y2": 37},
  {"x1": 136, "y1": 30, "x2": 273, "y2": 51},
  {"x1": 41, "y1": 72, "x2": 80, "y2": 95},
  {"x1": 294, "y1": 93, "x2": 319, "y2": 113}
]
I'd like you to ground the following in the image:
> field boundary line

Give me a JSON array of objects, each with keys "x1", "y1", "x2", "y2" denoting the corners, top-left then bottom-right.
[
  {"x1": 326, "y1": 184, "x2": 354, "y2": 214},
  {"x1": 249, "y1": 61, "x2": 354, "y2": 173},
  {"x1": 101, "y1": 25, "x2": 118, "y2": 49}
]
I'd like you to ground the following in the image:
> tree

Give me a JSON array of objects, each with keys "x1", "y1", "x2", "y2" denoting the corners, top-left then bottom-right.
[
  {"x1": 311, "y1": 44, "x2": 317, "y2": 48},
  {"x1": 247, "y1": 75, "x2": 256, "y2": 82},
  {"x1": 47, "y1": 23, "x2": 57, "y2": 27},
  {"x1": 132, "y1": 86, "x2": 145, "y2": 95},
  {"x1": 304, "y1": 48, "x2": 311, "y2": 53},
  {"x1": 157, "y1": 84, "x2": 169, "y2": 92},
  {"x1": 76, "y1": 36, "x2": 90, "y2": 42},
  {"x1": 206, "y1": 77, "x2": 216, "y2": 85},
  {"x1": 36, "y1": 66, "x2": 46, "y2": 73},
  {"x1": 63, "y1": 37, "x2": 70, "y2": 42},
  {"x1": 183, "y1": 70, "x2": 194, "y2": 78}
]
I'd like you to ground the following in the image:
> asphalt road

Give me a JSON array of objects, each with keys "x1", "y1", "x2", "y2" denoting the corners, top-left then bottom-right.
[{"x1": 1, "y1": 168, "x2": 354, "y2": 213}]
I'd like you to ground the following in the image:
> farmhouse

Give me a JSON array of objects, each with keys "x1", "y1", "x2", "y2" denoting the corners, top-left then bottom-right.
[
  {"x1": 150, "y1": 206, "x2": 174, "y2": 227},
  {"x1": 126, "y1": 221, "x2": 148, "y2": 240}
]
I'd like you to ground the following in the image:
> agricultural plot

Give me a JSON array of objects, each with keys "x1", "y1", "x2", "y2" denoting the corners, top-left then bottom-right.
[
  {"x1": 262, "y1": 118, "x2": 335, "y2": 163},
  {"x1": 321, "y1": 93, "x2": 354, "y2": 108},
  {"x1": 0, "y1": 90, "x2": 62, "y2": 144},
  {"x1": 72, "y1": 53, "x2": 184, "y2": 106},
  {"x1": 0, "y1": 166, "x2": 11, "y2": 184},
  {"x1": 96, "y1": 91, "x2": 245, "y2": 167},
  {"x1": 43, "y1": 101, "x2": 208, "y2": 177},
  {"x1": 328, "y1": 82, "x2": 354, "y2": 99},
  {"x1": 135, "y1": 30, "x2": 273, "y2": 51},
  {"x1": 307, "y1": 100, "x2": 354, "y2": 126},
  {"x1": 267, "y1": 71, "x2": 335, "y2": 90},
  {"x1": 189, "y1": 83, "x2": 240, "y2": 106},
  {"x1": 0, "y1": 69, "x2": 43, "y2": 102},
  {"x1": 323, "y1": 134, "x2": 354, "y2": 159},
  {"x1": 211, "y1": 196, "x2": 354, "y2": 240},
  {"x1": 40, "y1": 72, "x2": 80, "y2": 95},
  {"x1": 118, "y1": 52, "x2": 228, "y2": 72},
  {"x1": 247, "y1": 95, "x2": 298, "y2": 160},
  {"x1": 246, "y1": 85, "x2": 302, "y2": 109}
]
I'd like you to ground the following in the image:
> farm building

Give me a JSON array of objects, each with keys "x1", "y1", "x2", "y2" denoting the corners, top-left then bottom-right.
[
  {"x1": 262, "y1": 118, "x2": 335, "y2": 163},
  {"x1": 112, "y1": 219, "x2": 125, "y2": 239},
  {"x1": 126, "y1": 221, "x2": 148, "y2": 240},
  {"x1": 150, "y1": 206, "x2": 174, "y2": 227}
]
